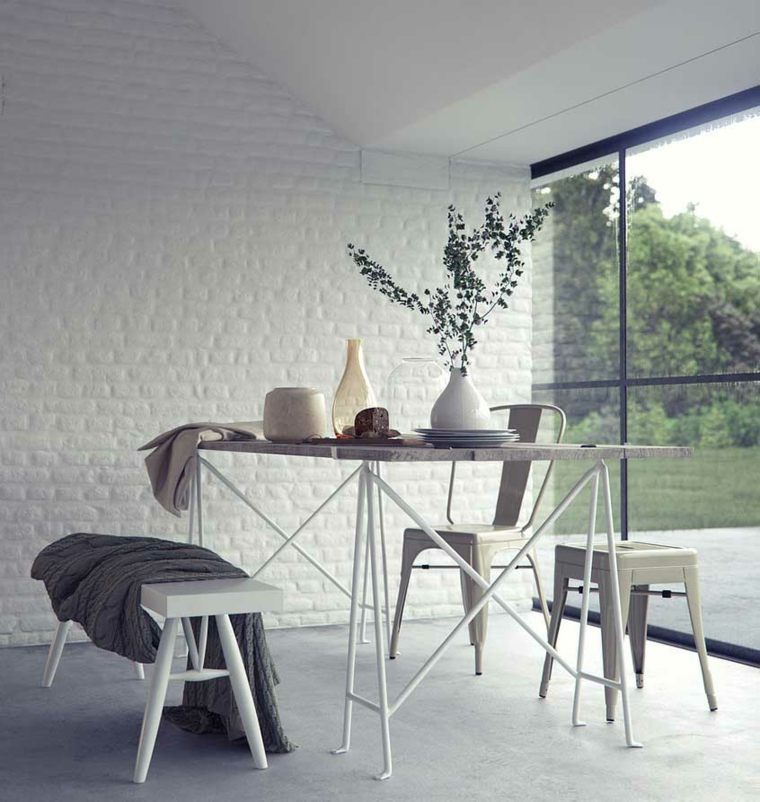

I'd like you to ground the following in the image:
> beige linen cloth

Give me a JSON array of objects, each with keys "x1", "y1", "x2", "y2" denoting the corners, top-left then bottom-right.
[{"x1": 139, "y1": 422, "x2": 263, "y2": 516}]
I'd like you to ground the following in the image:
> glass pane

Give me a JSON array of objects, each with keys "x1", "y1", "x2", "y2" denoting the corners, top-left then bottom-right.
[
  {"x1": 532, "y1": 157, "x2": 620, "y2": 384},
  {"x1": 533, "y1": 385, "x2": 621, "y2": 535},
  {"x1": 628, "y1": 381, "x2": 760, "y2": 650},
  {"x1": 626, "y1": 112, "x2": 760, "y2": 378},
  {"x1": 532, "y1": 386, "x2": 622, "y2": 616}
]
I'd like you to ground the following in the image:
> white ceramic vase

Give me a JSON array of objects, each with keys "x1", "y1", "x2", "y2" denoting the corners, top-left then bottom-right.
[{"x1": 430, "y1": 368, "x2": 491, "y2": 430}]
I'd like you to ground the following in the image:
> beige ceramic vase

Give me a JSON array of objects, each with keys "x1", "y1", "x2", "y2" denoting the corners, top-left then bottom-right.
[{"x1": 332, "y1": 339, "x2": 377, "y2": 435}]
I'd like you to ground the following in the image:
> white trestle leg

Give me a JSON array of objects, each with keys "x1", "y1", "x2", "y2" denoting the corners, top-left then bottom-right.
[
  {"x1": 366, "y1": 467, "x2": 393, "y2": 780},
  {"x1": 572, "y1": 468, "x2": 600, "y2": 727},
  {"x1": 332, "y1": 471, "x2": 368, "y2": 756},
  {"x1": 601, "y1": 462, "x2": 642, "y2": 748}
]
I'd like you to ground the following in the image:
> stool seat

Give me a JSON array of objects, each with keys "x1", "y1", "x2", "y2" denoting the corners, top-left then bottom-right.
[
  {"x1": 141, "y1": 578, "x2": 283, "y2": 618},
  {"x1": 557, "y1": 541, "x2": 698, "y2": 572}
]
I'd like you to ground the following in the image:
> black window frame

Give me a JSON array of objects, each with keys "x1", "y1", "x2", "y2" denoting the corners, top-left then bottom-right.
[{"x1": 530, "y1": 85, "x2": 760, "y2": 665}]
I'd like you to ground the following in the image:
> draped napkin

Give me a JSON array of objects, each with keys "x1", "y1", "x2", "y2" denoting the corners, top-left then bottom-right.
[{"x1": 139, "y1": 422, "x2": 262, "y2": 516}]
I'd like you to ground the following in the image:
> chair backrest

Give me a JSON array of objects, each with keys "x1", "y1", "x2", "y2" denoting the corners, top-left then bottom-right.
[{"x1": 446, "y1": 403, "x2": 566, "y2": 530}]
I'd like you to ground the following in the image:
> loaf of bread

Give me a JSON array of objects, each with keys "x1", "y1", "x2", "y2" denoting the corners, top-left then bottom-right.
[{"x1": 354, "y1": 407, "x2": 390, "y2": 437}]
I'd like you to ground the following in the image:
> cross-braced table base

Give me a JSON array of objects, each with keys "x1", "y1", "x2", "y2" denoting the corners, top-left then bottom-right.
[
  {"x1": 331, "y1": 460, "x2": 641, "y2": 780},
  {"x1": 190, "y1": 448, "x2": 643, "y2": 781}
]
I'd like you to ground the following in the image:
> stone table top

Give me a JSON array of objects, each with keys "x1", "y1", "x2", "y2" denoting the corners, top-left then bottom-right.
[{"x1": 199, "y1": 440, "x2": 693, "y2": 463}]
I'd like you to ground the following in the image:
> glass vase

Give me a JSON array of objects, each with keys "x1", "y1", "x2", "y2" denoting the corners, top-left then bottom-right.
[
  {"x1": 332, "y1": 339, "x2": 377, "y2": 436},
  {"x1": 385, "y1": 357, "x2": 447, "y2": 434}
]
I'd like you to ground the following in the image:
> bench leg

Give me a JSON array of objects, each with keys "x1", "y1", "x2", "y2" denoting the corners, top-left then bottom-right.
[
  {"x1": 133, "y1": 617, "x2": 179, "y2": 784},
  {"x1": 42, "y1": 620, "x2": 72, "y2": 687},
  {"x1": 216, "y1": 614, "x2": 268, "y2": 770}
]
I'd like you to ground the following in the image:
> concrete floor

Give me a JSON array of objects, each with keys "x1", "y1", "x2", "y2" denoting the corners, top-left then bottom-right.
[{"x1": 1, "y1": 613, "x2": 759, "y2": 801}]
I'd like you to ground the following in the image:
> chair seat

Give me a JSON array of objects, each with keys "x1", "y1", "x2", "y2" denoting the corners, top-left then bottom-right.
[
  {"x1": 404, "y1": 523, "x2": 524, "y2": 547},
  {"x1": 557, "y1": 541, "x2": 698, "y2": 573},
  {"x1": 140, "y1": 577, "x2": 283, "y2": 618}
]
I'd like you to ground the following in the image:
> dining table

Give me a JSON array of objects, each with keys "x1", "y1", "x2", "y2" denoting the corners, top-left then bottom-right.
[{"x1": 191, "y1": 439, "x2": 692, "y2": 779}]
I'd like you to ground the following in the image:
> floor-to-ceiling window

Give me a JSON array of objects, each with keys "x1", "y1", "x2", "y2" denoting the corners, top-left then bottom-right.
[{"x1": 530, "y1": 89, "x2": 760, "y2": 660}]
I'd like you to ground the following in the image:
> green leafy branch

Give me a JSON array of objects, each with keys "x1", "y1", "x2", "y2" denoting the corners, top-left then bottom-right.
[{"x1": 347, "y1": 193, "x2": 552, "y2": 373}]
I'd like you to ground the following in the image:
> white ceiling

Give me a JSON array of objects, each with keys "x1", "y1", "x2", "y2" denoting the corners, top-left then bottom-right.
[{"x1": 177, "y1": 0, "x2": 760, "y2": 165}]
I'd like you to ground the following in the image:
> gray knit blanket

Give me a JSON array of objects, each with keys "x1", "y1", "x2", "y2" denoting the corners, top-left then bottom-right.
[{"x1": 31, "y1": 533, "x2": 294, "y2": 753}]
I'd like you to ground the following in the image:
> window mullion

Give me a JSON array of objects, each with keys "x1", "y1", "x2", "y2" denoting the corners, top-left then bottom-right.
[{"x1": 619, "y1": 147, "x2": 629, "y2": 540}]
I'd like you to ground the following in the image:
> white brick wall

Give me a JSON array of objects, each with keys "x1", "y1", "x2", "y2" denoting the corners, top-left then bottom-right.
[{"x1": 0, "y1": 0, "x2": 533, "y2": 646}]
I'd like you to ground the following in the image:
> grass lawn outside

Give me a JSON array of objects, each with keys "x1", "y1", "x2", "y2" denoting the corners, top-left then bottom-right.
[{"x1": 540, "y1": 446, "x2": 759, "y2": 535}]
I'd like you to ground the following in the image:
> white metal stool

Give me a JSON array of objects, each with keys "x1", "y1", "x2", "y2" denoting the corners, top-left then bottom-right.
[
  {"x1": 539, "y1": 541, "x2": 717, "y2": 719},
  {"x1": 134, "y1": 577, "x2": 282, "y2": 783}
]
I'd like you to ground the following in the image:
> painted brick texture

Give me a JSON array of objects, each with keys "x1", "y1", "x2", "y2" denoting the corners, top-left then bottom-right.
[{"x1": 0, "y1": 0, "x2": 533, "y2": 646}]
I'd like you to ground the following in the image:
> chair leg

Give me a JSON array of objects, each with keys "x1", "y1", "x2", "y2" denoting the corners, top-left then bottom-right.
[
  {"x1": 458, "y1": 547, "x2": 476, "y2": 646},
  {"x1": 539, "y1": 568, "x2": 569, "y2": 698},
  {"x1": 628, "y1": 585, "x2": 649, "y2": 689},
  {"x1": 599, "y1": 570, "x2": 632, "y2": 722},
  {"x1": 683, "y1": 565, "x2": 718, "y2": 711},
  {"x1": 216, "y1": 614, "x2": 268, "y2": 769},
  {"x1": 42, "y1": 620, "x2": 72, "y2": 687},
  {"x1": 133, "y1": 617, "x2": 179, "y2": 784},
  {"x1": 390, "y1": 540, "x2": 429, "y2": 659},
  {"x1": 468, "y1": 545, "x2": 492, "y2": 676},
  {"x1": 132, "y1": 662, "x2": 145, "y2": 680},
  {"x1": 526, "y1": 549, "x2": 551, "y2": 631}
]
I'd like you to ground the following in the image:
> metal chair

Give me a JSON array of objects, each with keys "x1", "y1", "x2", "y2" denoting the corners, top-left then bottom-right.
[{"x1": 389, "y1": 403, "x2": 566, "y2": 674}]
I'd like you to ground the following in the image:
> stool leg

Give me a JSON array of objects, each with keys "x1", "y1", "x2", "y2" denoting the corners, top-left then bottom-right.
[
  {"x1": 42, "y1": 620, "x2": 72, "y2": 687},
  {"x1": 527, "y1": 549, "x2": 551, "y2": 632},
  {"x1": 216, "y1": 614, "x2": 268, "y2": 769},
  {"x1": 539, "y1": 571, "x2": 569, "y2": 698},
  {"x1": 599, "y1": 570, "x2": 633, "y2": 722},
  {"x1": 133, "y1": 617, "x2": 179, "y2": 784},
  {"x1": 628, "y1": 585, "x2": 649, "y2": 689},
  {"x1": 683, "y1": 565, "x2": 718, "y2": 711}
]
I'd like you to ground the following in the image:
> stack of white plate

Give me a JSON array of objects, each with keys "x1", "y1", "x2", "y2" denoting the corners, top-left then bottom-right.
[{"x1": 413, "y1": 428, "x2": 520, "y2": 448}]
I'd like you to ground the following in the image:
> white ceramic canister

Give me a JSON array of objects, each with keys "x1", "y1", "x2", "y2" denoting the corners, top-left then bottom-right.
[{"x1": 263, "y1": 387, "x2": 327, "y2": 442}]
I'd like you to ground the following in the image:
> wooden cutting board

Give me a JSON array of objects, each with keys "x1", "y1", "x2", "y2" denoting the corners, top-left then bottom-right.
[{"x1": 305, "y1": 437, "x2": 430, "y2": 447}]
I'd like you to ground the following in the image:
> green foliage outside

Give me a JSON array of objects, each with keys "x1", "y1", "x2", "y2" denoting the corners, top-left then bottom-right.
[
  {"x1": 533, "y1": 165, "x2": 760, "y2": 448},
  {"x1": 545, "y1": 446, "x2": 760, "y2": 534},
  {"x1": 533, "y1": 165, "x2": 760, "y2": 530}
]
